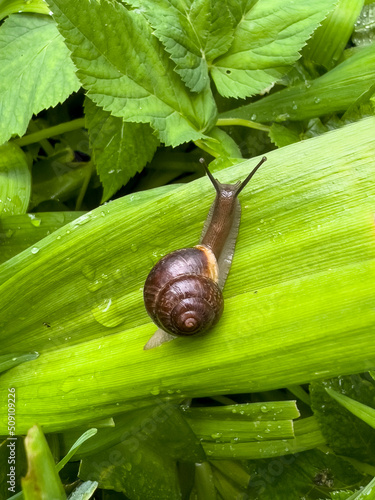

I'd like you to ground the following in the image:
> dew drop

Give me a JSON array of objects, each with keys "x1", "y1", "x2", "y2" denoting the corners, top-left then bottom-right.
[{"x1": 31, "y1": 247, "x2": 39, "y2": 254}]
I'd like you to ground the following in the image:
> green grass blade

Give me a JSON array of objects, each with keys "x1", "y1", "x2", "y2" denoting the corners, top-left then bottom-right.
[
  {"x1": 326, "y1": 388, "x2": 375, "y2": 429},
  {"x1": 56, "y1": 428, "x2": 97, "y2": 472},
  {"x1": 0, "y1": 117, "x2": 374, "y2": 433}
]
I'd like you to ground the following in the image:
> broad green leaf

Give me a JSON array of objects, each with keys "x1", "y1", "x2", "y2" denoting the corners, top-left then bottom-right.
[
  {"x1": 47, "y1": 0, "x2": 217, "y2": 147},
  {"x1": 22, "y1": 425, "x2": 66, "y2": 500},
  {"x1": 0, "y1": 212, "x2": 85, "y2": 265},
  {"x1": 0, "y1": 14, "x2": 80, "y2": 146},
  {"x1": 211, "y1": 0, "x2": 337, "y2": 98},
  {"x1": 219, "y1": 44, "x2": 375, "y2": 122},
  {"x1": 134, "y1": 0, "x2": 234, "y2": 93},
  {"x1": 84, "y1": 98, "x2": 159, "y2": 202},
  {"x1": 0, "y1": 143, "x2": 30, "y2": 217},
  {"x1": 0, "y1": 118, "x2": 375, "y2": 433},
  {"x1": 0, "y1": 0, "x2": 49, "y2": 21},
  {"x1": 303, "y1": 0, "x2": 365, "y2": 69},
  {"x1": 246, "y1": 449, "x2": 367, "y2": 499},
  {"x1": 311, "y1": 375, "x2": 375, "y2": 463}
]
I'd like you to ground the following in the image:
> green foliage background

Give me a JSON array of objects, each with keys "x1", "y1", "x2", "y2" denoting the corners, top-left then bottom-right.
[{"x1": 0, "y1": 0, "x2": 375, "y2": 499}]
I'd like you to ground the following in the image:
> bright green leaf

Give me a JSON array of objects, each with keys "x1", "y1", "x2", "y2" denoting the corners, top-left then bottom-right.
[
  {"x1": 0, "y1": 118, "x2": 374, "y2": 433},
  {"x1": 135, "y1": 0, "x2": 234, "y2": 93},
  {"x1": 22, "y1": 425, "x2": 66, "y2": 500},
  {"x1": 0, "y1": 14, "x2": 80, "y2": 145},
  {"x1": 85, "y1": 98, "x2": 159, "y2": 202},
  {"x1": 47, "y1": 0, "x2": 217, "y2": 147},
  {"x1": 211, "y1": 0, "x2": 337, "y2": 98},
  {"x1": 0, "y1": 143, "x2": 30, "y2": 217}
]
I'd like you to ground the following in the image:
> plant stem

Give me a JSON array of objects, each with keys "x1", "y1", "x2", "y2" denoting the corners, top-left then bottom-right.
[
  {"x1": 216, "y1": 117, "x2": 271, "y2": 132},
  {"x1": 12, "y1": 118, "x2": 86, "y2": 147}
]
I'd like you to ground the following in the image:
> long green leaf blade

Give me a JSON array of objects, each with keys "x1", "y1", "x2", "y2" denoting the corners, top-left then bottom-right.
[
  {"x1": 0, "y1": 117, "x2": 374, "y2": 434},
  {"x1": 47, "y1": 0, "x2": 217, "y2": 146},
  {"x1": 0, "y1": 14, "x2": 80, "y2": 145}
]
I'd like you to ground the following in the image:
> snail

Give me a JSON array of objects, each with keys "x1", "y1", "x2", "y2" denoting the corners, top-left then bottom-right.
[{"x1": 143, "y1": 156, "x2": 267, "y2": 350}]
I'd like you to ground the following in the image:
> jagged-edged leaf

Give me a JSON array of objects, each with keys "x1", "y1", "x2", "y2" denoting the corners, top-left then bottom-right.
[
  {"x1": 0, "y1": 14, "x2": 80, "y2": 145},
  {"x1": 0, "y1": 143, "x2": 30, "y2": 217},
  {"x1": 134, "y1": 0, "x2": 234, "y2": 93},
  {"x1": 48, "y1": 0, "x2": 217, "y2": 147},
  {"x1": 85, "y1": 98, "x2": 159, "y2": 202},
  {"x1": 211, "y1": 0, "x2": 337, "y2": 98}
]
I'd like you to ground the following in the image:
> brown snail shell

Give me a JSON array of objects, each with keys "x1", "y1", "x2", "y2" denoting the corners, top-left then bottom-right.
[{"x1": 143, "y1": 246, "x2": 223, "y2": 336}]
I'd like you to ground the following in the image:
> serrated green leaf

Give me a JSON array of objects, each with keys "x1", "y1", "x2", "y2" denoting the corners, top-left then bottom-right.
[
  {"x1": 47, "y1": 0, "x2": 217, "y2": 147},
  {"x1": 84, "y1": 98, "x2": 159, "y2": 202},
  {"x1": 220, "y1": 44, "x2": 375, "y2": 122},
  {"x1": 211, "y1": 0, "x2": 337, "y2": 98},
  {"x1": 136, "y1": 0, "x2": 234, "y2": 93},
  {"x1": 22, "y1": 425, "x2": 66, "y2": 500},
  {"x1": 0, "y1": 143, "x2": 30, "y2": 217},
  {"x1": 0, "y1": 14, "x2": 80, "y2": 145},
  {"x1": 311, "y1": 376, "x2": 375, "y2": 464},
  {"x1": 0, "y1": 118, "x2": 375, "y2": 434}
]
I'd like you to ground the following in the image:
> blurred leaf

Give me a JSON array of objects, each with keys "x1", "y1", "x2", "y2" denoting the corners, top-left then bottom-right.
[
  {"x1": 67, "y1": 481, "x2": 98, "y2": 500},
  {"x1": 48, "y1": 0, "x2": 217, "y2": 146},
  {"x1": 0, "y1": 143, "x2": 30, "y2": 217},
  {"x1": 311, "y1": 375, "x2": 375, "y2": 463},
  {"x1": 85, "y1": 99, "x2": 159, "y2": 202},
  {"x1": 22, "y1": 425, "x2": 66, "y2": 500},
  {"x1": 220, "y1": 44, "x2": 375, "y2": 123},
  {"x1": 210, "y1": 0, "x2": 336, "y2": 98},
  {"x1": 0, "y1": 14, "x2": 80, "y2": 145},
  {"x1": 0, "y1": 118, "x2": 374, "y2": 433}
]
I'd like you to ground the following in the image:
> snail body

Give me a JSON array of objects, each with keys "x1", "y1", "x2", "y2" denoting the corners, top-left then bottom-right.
[{"x1": 143, "y1": 156, "x2": 267, "y2": 349}]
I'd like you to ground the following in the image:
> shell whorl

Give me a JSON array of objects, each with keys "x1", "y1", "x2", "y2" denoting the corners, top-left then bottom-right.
[{"x1": 143, "y1": 246, "x2": 224, "y2": 336}]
